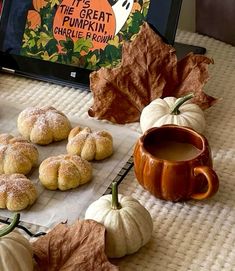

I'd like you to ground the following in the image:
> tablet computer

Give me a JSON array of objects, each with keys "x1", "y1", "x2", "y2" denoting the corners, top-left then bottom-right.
[{"x1": 0, "y1": 0, "x2": 183, "y2": 87}]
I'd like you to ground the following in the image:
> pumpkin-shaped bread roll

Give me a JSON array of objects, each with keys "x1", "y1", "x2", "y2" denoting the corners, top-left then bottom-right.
[
  {"x1": 0, "y1": 134, "x2": 38, "y2": 175},
  {"x1": 39, "y1": 154, "x2": 92, "y2": 191},
  {"x1": 66, "y1": 126, "x2": 113, "y2": 161},
  {"x1": 17, "y1": 106, "x2": 71, "y2": 145},
  {"x1": 0, "y1": 174, "x2": 37, "y2": 211}
]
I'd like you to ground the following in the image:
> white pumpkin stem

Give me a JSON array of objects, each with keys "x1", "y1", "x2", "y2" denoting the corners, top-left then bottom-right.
[
  {"x1": 171, "y1": 93, "x2": 194, "y2": 115},
  {"x1": 0, "y1": 213, "x2": 20, "y2": 237},
  {"x1": 111, "y1": 182, "x2": 121, "y2": 210}
]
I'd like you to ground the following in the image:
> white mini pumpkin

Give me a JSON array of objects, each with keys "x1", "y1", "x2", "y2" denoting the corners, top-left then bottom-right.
[
  {"x1": 140, "y1": 93, "x2": 206, "y2": 133},
  {"x1": 0, "y1": 213, "x2": 34, "y2": 271},
  {"x1": 85, "y1": 182, "x2": 153, "y2": 258}
]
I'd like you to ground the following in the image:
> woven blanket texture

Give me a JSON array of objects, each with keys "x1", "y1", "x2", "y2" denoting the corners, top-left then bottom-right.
[{"x1": 0, "y1": 30, "x2": 235, "y2": 271}]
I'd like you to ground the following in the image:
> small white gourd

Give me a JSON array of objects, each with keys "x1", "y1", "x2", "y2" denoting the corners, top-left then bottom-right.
[
  {"x1": 140, "y1": 93, "x2": 206, "y2": 133},
  {"x1": 0, "y1": 213, "x2": 34, "y2": 271},
  {"x1": 85, "y1": 182, "x2": 153, "y2": 258}
]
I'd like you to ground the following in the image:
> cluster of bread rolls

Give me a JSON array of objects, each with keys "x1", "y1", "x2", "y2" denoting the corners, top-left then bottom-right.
[{"x1": 0, "y1": 106, "x2": 113, "y2": 212}]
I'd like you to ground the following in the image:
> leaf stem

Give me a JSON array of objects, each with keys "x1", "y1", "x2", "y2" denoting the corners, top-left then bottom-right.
[
  {"x1": 0, "y1": 213, "x2": 20, "y2": 237},
  {"x1": 111, "y1": 182, "x2": 121, "y2": 210},
  {"x1": 171, "y1": 93, "x2": 194, "y2": 115}
]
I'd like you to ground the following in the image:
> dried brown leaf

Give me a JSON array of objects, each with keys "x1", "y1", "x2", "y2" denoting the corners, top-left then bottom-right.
[
  {"x1": 89, "y1": 22, "x2": 217, "y2": 124},
  {"x1": 168, "y1": 53, "x2": 217, "y2": 109},
  {"x1": 89, "y1": 23, "x2": 177, "y2": 123},
  {"x1": 32, "y1": 220, "x2": 119, "y2": 271}
]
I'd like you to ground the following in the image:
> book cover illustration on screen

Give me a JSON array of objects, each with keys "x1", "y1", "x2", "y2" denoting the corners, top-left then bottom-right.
[
  {"x1": 19, "y1": 0, "x2": 150, "y2": 70},
  {"x1": 0, "y1": 0, "x2": 186, "y2": 86}
]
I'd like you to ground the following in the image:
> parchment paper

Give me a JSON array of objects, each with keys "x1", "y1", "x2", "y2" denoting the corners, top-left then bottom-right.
[{"x1": 0, "y1": 100, "x2": 140, "y2": 227}]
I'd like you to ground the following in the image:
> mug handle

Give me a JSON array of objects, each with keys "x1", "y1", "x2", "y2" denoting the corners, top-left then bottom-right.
[{"x1": 191, "y1": 166, "x2": 219, "y2": 200}]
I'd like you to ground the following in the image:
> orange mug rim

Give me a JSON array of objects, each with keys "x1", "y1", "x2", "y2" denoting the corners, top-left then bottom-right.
[{"x1": 139, "y1": 125, "x2": 207, "y2": 164}]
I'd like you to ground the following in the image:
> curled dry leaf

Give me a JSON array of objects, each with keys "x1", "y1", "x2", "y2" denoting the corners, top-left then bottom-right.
[
  {"x1": 32, "y1": 219, "x2": 119, "y2": 271},
  {"x1": 89, "y1": 22, "x2": 217, "y2": 124},
  {"x1": 172, "y1": 53, "x2": 216, "y2": 110}
]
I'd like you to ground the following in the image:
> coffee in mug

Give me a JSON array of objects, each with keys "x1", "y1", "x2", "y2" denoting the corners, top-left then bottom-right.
[
  {"x1": 145, "y1": 140, "x2": 201, "y2": 161},
  {"x1": 134, "y1": 125, "x2": 219, "y2": 201}
]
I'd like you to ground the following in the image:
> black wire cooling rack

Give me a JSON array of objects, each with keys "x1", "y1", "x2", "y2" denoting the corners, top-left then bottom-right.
[
  {"x1": 0, "y1": 157, "x2": 134, "y2": 237},
  {"x1": 0, "y1": 217, "x2": 47, "y2": 237}
]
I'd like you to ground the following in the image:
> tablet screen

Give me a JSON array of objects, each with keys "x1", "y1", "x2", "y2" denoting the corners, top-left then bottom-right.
[
  {"x1": 0, "y1": 0, "x2": 182, "y2": 86},
  {"x1": 0, "y1": 0, "x2": 151, "y2": 70}
]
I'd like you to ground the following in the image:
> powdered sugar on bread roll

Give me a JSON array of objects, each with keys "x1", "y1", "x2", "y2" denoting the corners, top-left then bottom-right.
[
  {"x1": 67, "y1": 126, "x2": 113, "y2": 161},
  {"x1": 0, "y1": 134, "x2": 38, "y2": 175},
  {"x1": 17, "y1": 106, "x2": 71, "y2": 145},
  {"x1": 39, "y1": 154, "x2": 92, "y2": 191},
  {"x1": 0, "y1": 174, "x2": 37, "y2": 211}
]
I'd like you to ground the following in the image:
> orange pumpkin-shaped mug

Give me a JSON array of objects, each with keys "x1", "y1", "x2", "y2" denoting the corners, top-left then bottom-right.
[{"x1": 133, "y1": 125, "x2": 219, "y2": 201}]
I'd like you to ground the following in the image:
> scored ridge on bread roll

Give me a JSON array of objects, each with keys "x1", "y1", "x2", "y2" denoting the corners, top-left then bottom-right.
[
  {"x1": 0, "y1": 133, "x2": 38, "y2": 175},
  {"x1": 17, "y1": 106, "x2": 71, "y2": 145},
  {"x1": 0, "y1": 174, "x2": 37, "y2": 211},
  {"x1": 67, "y1": 126, "x2": 113, "y2": 161},
  {"x1": 39, "y1": 154, "x2": 92, "y2": 191}
]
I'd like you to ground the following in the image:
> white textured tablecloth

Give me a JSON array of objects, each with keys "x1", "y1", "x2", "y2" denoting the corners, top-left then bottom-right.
[{"x1": 0, "y1": 30, "x2": 235, "y2": 271}]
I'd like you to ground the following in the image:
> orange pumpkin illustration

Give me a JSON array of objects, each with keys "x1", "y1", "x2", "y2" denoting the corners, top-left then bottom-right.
[
  {"x1": 27, "y1": 10, "x2": 41, "y2": 30},
  {"x1": 33, "y1": 0, "x2": 48, "y2": 12},
  {"x1": 53, "y1": 0, "x2": 116, "y2": 50}
]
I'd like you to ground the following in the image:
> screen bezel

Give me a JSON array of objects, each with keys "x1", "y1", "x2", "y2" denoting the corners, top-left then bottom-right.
[{"x1": 0, "y1": 0, "x2": 182, "y2": 87}]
